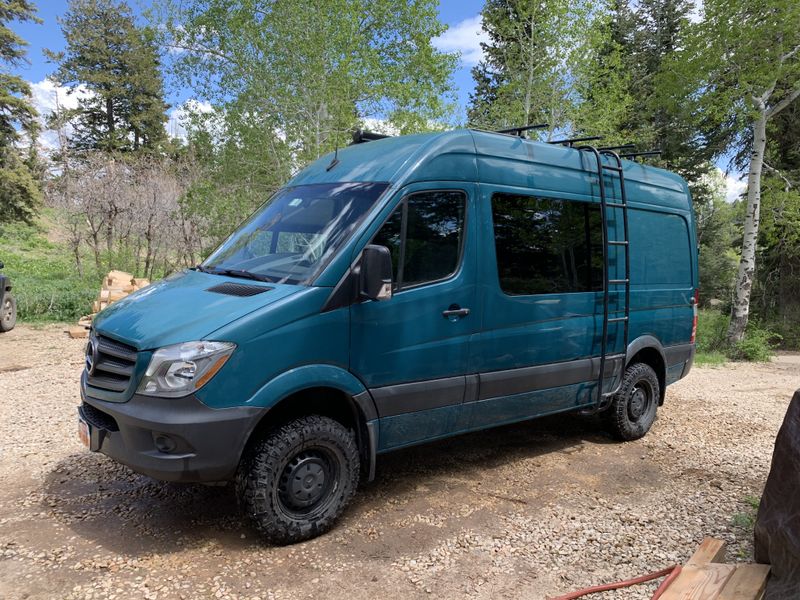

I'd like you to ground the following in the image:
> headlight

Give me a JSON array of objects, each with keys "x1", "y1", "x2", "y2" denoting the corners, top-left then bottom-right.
[{"x1": 137, "y1": 341, "x2": 236, "y2": 398}]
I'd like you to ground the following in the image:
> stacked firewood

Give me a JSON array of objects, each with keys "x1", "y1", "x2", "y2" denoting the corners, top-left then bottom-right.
[{"x1": 67, "y1": 271, "x2": 150, "y2": 339}]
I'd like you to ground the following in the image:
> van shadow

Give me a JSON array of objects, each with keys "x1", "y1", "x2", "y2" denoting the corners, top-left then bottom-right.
[{"x1": 42, "y1": 413, "x2": 612, "y2": 556}]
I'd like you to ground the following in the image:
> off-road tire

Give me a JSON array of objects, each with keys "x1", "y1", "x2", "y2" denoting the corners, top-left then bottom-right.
[
  {"x1": 236, "y1": 415, "x2": 360, "y2": 544},
  {"x1": 603, "y1": 362, "x2": 660, "y2": 441},
  {"x1": 0, "y1": 293, "x2": 16, "y2": 333}
]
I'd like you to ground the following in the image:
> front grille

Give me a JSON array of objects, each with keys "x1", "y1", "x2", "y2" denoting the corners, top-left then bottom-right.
[
  {"x1": 85, "y1": 334, "x2": 138, "y2": 393},
  {"x1": 80, "y1": 402, "x2": 119, "y2": 431},
  {"x1": 206, "y1": 282, "x2": 271, "y2": 297}
]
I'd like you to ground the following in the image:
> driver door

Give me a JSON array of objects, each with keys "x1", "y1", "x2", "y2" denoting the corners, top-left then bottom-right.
[{"x1": 349, "y1": 183, "x2": 478, "y2": 451}]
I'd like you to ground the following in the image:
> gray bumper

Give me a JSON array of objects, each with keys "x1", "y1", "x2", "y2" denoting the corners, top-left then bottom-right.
[{"x1": 80, "y1": 374, "x2": 263, "y2": 482}]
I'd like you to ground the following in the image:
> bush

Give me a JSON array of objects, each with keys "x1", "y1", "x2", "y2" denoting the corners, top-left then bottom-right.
[
  {"x1": 729, "y1": 324, "x2": 781, "y2": 362},
  {"x1": 696, "y1": 309, "x2": 779, "y2": 363}
]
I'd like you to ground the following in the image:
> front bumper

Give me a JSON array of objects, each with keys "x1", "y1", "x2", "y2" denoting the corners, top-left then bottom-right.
[{"x1": 80, "y1": 373, "x2": 263, "y2": 482}]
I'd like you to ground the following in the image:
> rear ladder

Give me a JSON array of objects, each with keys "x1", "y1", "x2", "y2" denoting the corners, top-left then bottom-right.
[{"x1": 577, "y1": 146, "x2": 631, "y2": 411}]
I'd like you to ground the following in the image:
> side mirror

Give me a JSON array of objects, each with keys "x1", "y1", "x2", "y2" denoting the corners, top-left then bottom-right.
[
  {"x1": 0, "y1": 261, "x2": 4, "y2": 270},
  {"x1": 359, "y1": 244, "x2": 393, "y2": 301}
]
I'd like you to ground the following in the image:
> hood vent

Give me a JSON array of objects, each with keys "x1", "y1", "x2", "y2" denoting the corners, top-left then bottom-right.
[{"x1": 206, "y1": 282, "x2": 272, "y2": 297}]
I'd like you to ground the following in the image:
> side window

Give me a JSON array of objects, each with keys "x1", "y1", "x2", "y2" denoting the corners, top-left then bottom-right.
[
  {"x1": 492, "y1": 193, "x2": 602, "y2": 295},
  {"x1": 372, "y1": 190, "x2": 466, "y2": 290}
]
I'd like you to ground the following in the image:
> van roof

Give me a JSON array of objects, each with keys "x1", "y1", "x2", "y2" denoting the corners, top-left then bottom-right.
[{"x1": 288, "y1": 129, "x2": 691, "y2": 211}]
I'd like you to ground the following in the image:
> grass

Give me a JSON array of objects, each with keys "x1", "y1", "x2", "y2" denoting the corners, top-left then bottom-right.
[
  {"x1": 0, "y1": 217, "x2": 100, "y2": 322},
  {"x1": 694, "y1": 350, "x2": 728, "y2": 366},
  {"x1": 731, "y1": 495, "x2": 761, "y2": 532}
]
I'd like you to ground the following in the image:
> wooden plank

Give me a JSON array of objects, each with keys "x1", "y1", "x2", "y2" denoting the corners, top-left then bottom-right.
[
  {"x1": 687, "y1": 537, "x2": 727, "y2": 566},
  {"x1": 67, "y1": 326, "x2": 89, "y2": 339},
  {"x1": 660, "y1": 564, "x2": 736, "y2": 600},
  {"x1": 718, "y1": 564, "x2": 770, "y2": 600}
]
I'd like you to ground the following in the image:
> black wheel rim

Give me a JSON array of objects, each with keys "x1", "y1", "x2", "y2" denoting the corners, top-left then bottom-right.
[
  {"x1": 628, "y1": 380, "x2": 654, "y2": 422},
  {"x1": 277, "y1": 447, "x2": 338, "y2": 517}
]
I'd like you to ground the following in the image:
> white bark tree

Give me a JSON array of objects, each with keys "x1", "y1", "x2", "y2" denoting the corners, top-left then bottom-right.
[{"x1": 667, "y1": 0, "x2": 800, "y2": 343}]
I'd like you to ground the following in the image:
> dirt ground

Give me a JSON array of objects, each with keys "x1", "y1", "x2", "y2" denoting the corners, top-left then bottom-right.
[{"x1": 0, "y1": 324, "x2": 796, "y2": 600}]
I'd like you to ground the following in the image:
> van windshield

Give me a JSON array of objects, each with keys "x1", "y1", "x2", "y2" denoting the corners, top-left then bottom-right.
[{"x1": 201, "y1": 182, "x2": 389, "y2": 284}]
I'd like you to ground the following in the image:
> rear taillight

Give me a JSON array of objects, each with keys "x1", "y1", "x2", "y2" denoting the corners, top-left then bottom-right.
[{"x1": 690, "y1": 289, "x2": 699, "y2": 343}]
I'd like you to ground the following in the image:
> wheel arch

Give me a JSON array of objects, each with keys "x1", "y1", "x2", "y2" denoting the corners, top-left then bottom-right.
[
  {"x1": 242, "y1": 365, "x2": 379, "y2": 480},
  {"x1": 625, "y1": 336, "x2": 667, "y2": 405}
]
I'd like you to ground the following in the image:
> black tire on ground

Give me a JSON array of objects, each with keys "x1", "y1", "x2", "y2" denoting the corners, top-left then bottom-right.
[
  {"x1": 0, "y1": 293, "x2": 16, "y2": 333},
  {"x1": 236, "y1": 415, "x2": 360, "y2": 545},
  {"x1": 603, "y1": 362, "x2": 660, "y2": 441}
]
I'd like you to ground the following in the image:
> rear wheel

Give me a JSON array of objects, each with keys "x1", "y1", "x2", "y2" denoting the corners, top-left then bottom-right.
[
  {"x1": 603, "y1": 362, "x2": 660, "y2": 441},
  {"x1": 0, "y1": 293, "x2": 16, "y2": 332},
  {"x1": 236, "y1": 415, "x2": 360, "y2": 544}
]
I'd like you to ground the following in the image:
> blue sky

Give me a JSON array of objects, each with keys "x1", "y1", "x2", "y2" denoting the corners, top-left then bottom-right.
[{"x1": 10, "y1": 0, "x2": 487, "y2": 118}]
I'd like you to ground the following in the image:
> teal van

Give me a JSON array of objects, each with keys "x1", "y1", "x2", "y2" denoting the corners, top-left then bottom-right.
[{"x1": 78, "y1": 128, "x2": 697, "y2": 543}]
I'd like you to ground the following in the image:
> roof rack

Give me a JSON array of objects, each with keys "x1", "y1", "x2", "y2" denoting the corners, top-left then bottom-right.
[
  {"x1": 598, "y1": 144, "x2": 635, "y2": 152},
  {"x1": 351, "y1": 129, "x2": 393, "y2": 144},
  {"x1": 547, "y1": 135, "x2": 604, "y2": 147},
  {"x1": 620, "y1": 150, "x2": 662, "y2": 161},
  {"x1": 495, "y1": 123, "x2": 549, "y2": 137}
]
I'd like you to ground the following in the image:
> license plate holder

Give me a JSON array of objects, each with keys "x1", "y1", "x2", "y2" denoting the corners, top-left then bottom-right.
[{"x1": 78, "y1": 417, "x2": 92, "y2": 450}]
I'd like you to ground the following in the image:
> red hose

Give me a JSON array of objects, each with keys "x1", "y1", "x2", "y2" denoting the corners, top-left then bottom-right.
[
  {"x1": 547, "y1": 565, "x2": 680, "y2": 600},
  {"x1": 651, "y1": 565, "x2": 682, "y2": 600}
]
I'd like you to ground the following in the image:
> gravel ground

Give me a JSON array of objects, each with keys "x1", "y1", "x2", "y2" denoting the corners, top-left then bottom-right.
[{"x1": 0, "y1": 324, "x2": 797, "y2": 600}]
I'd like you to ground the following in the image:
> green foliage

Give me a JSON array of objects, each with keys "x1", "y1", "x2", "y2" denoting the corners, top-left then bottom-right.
[
  {"x1": 47, "y1": 0, "x2": 167, "y2": 153},
  {"x1": 0, "y1": 219, "x2": 99, "y2": 322},
  {"x1": 468, "y1": 0, "x2": 591, "y2": 136},
  {"x1": 697, "y1": 309, "x2": 779, "y2": 362},
  {"x1": 732, "y1": 495, "x2": 761, "y2": 532},
  {"x1": 0, "y1": 0, "x2": 42, "y2": 225},
  {"x1": 158, "y1": 0, "x2": 458, "y2": 247},
  {"x1": 729, "y1": 325, "x2": 781, "y2": 362},
  {"x1": 0, "y1": 157, "x2": 41, "y2": 224}
]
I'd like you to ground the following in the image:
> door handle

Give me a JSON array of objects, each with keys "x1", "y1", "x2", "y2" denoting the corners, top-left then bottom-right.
[{"x1": 442, "y1": 304, "x2": 470, "y2": 319}]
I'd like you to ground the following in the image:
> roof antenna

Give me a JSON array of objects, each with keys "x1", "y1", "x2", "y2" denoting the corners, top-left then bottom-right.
[{"x1": 326, "y1": 137, "x2": 340, "y2": 171}]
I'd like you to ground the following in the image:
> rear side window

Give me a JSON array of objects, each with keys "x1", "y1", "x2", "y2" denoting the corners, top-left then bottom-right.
[
  {"x1": 491, "y1": 193, "x2": 603, "y2": 295},
  {"x1": 629, "y1": 210, "x2": 692, "y2": 285},
  {"x1": 372, "y1": 190, "x2": 466, "y2": 290}
]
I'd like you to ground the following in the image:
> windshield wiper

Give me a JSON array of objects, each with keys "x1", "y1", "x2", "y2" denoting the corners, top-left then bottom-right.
[{"x1": 211, "y1": 268, "x2": 275, "y2": 283}]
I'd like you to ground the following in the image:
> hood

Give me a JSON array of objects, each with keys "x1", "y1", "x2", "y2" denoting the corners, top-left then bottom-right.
[{"x1": 92, "y1": 269, "x2": 303, "y2": 350}]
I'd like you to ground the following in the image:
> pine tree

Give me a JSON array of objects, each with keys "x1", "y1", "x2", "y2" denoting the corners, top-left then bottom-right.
[
  {"x1": 0, "y1": 0, "x2": 41, "y2": 225},
  {"x1": 46, "y1": 0, "x2": 167, "y2": 153}
]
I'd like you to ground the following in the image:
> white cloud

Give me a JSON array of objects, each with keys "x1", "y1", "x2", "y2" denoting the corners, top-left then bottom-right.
[
  {"x1": 28, "y1": 79, "x2": 95, "y2": 152},
  {"x1": 30, "y1": 78, "x2": 93, "y2": 117},
  {"x1": 688, "y1": 0, "x2": 704, "y2": 24},
  {"x1": 432, "y1": 15, "x2": 488, "y2": 67},
  {"x1": 166, "y1": 99, "x2": 215, "y2": 141},
  {"x1": 725, "y1": 173, "x2": 747, "y2": 202}
]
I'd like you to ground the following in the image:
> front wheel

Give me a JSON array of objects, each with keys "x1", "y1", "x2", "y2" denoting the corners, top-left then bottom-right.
[
  {"x1": 236, "y1": 415, "x2": 360, "y2": 544},
  {"x1": 0, "y1": 293, "x2": 16, "y2": 332},
  {"x1": 603, "y1": 362, "x2": 660, "y2": 441}
]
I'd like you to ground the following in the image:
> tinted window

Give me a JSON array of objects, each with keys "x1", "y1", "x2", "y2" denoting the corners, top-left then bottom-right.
[
  {"x1": 492, "y1": 193, "x2": 602, "y2": 295},
  {"x1": 630, "y1": 211, "x2": 692, "y2": 285},
  {"x1": 373, "y1": 190, "x2": 466, "y2": 289}
]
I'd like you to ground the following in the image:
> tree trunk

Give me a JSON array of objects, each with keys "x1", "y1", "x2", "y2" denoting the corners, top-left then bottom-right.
[{"x1": 727, "y1": 111, "x2": 767, "y2": 344}]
